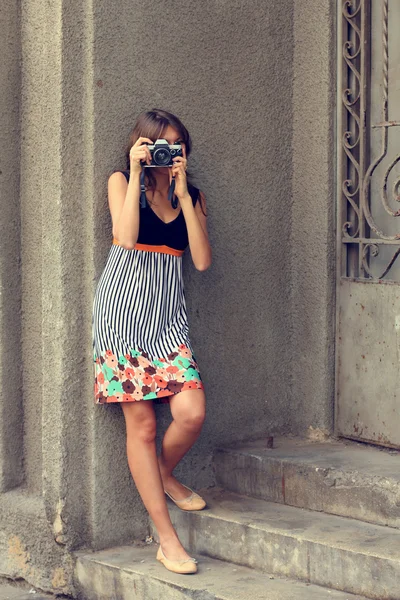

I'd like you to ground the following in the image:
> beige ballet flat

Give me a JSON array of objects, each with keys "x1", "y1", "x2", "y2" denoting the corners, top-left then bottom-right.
[
  {"x1": 156, "y1": 544, "x2": 198, "y2": 574},
  {"x1": 164, "y1": 484, "x2": 206, "y2": 511}
]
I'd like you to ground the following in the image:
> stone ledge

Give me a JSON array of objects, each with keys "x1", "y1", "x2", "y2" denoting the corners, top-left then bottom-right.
[
  {"x1": 74, "y1": 542, "x2": 368, "y2": 600},
  {"x1": 213, "y1": 436, "x2": 400, "y2": 528}
]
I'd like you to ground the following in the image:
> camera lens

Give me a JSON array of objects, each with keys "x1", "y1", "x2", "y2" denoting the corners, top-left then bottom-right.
[{"x1": 153, "y1": 148, "x2": 171, "y2": 166}]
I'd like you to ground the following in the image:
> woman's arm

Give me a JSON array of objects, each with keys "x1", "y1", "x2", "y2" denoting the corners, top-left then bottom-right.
[
  {"x1": 109, "y1": 136, "x2": 152, "y2": 250},
  {"x1": 180, "y1": 191, "x2": 212, "y2": 271},
  {"x1": 108, "y1": 170, "x2": 141, "y2": 250}
]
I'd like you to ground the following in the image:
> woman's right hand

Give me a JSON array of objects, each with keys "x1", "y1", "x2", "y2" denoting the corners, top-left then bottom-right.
[{"x1": 129, "y1": 137, "x2": 153, "y2": 173}]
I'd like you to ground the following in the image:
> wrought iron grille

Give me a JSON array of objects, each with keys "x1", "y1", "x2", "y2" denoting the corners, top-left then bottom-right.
[{"x1": 339, "y1": 0, "x2": 400, "y2": 281}]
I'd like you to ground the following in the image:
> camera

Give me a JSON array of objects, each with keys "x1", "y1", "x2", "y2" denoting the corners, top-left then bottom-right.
[{"x1": 144, "y1": 138, "x2": 183, "y2": 167}]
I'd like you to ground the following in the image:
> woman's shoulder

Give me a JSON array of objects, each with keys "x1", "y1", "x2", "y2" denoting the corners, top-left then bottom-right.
[{"x1": 109, "y1": 169, "x2": 130, "y2": 183}]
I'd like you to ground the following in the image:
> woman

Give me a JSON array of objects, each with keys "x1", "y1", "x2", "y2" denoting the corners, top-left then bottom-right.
[{"x1": 92, "y1": 108, "x2": 212, "y2": 574}]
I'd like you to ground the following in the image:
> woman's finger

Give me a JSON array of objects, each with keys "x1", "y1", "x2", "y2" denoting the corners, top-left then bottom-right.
[{"x1": 134, "y1": 137, "x2": 153, "y2": 147}]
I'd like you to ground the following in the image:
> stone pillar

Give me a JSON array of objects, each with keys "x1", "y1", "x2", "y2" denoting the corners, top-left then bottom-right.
[
  {"x1": 0, "y1": 1, "x2": 23, "y2": 492},
  {"x1": 290, "y1": 0, "x2": 337, "y2": 434}
]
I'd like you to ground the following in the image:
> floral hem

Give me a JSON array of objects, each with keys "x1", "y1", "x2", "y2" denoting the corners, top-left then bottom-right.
[{"x1": 94, "y1": 343, "x2": 204, "y2": 404}]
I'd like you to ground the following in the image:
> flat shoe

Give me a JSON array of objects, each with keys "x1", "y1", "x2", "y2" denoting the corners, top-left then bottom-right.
[
  {"x1": 164, "y1": 484, "x2": 206, "y2": 511},
  {"x1": 156, "y1": 544, "x2": 198, "y2": 574}
]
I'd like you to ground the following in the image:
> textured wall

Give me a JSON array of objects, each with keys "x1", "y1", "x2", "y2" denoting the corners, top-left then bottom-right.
[
  {"x1": 290, "y1": 0, "x2": 337, "y2": 434},
  {"x1": 0, "y1": 0, "x2": 23, "y2": 491}
]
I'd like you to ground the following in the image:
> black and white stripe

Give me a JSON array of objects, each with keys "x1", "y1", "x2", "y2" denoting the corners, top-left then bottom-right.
[{"x1": 92, "y1": 245, "x2": 193, "y2": 361}]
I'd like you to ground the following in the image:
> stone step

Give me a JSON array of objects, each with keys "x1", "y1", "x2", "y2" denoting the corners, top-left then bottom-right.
[
  {"x1": 213, "y1": 436, "x2": 400, "y2": 528},
  {"x1": 74, "y1": 543, "x2": 368, "y2": 600},
  {"x1": 151, "y1": 487, "x2": 400, "y2": 600}
]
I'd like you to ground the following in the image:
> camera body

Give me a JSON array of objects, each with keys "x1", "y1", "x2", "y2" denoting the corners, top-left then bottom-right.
[{"x1": 144, "y1": 138, "x2": 183, "y2": 168}]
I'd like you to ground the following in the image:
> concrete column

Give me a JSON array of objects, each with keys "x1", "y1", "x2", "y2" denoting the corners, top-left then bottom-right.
[
  {"x1": 0, "y1": 0, "x2": 23, "y2": 491},
  {"x1": 290, "y1": 0, "x2": 337, "y2": 434}
]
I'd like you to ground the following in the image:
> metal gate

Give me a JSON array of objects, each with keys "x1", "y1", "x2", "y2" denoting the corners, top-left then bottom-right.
[{"x1": 336, "y1": 0, "x2": 400, "y2": 448}]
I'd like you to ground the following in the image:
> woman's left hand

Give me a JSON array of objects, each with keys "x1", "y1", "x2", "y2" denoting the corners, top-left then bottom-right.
[{"x1": 170, "y1": 147, "x2": 189, "y2": 200}]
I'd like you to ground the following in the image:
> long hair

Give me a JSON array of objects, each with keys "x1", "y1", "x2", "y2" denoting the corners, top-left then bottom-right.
[{"x1": 125, "y1": 109, "x2": 206, "y2": 214}]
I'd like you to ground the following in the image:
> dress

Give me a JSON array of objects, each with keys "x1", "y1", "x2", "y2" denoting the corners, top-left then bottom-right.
[{"x1": 92, "y1": 170, "x2": 204, "y2": 404}]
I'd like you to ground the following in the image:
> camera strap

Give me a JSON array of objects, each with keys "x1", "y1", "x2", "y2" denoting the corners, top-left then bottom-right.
[
  {"x1": 140, "y1": 168, "x2": 178, "y2": 209},
  {"x1": 168, "y1": 176, "x2": 178, "y2": 209},
  {"x1": 139, "y1": 169, "x2": 147, "y2": 208}
]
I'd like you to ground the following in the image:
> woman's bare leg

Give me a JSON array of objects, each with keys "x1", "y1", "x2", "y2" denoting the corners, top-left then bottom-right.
[
  {"x1": 158, "y1": 389, "x2": 206, "y2": 500},
  {"x1": 121, "y1": 400, "x2": 191, "y2": 560}
]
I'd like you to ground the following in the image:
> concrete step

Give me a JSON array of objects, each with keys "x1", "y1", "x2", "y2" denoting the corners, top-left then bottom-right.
[
  {"x1": 151, "y1": 487, "x2": 400, "y2": 600},
  {"x1": 74, "y1": 542, "x2": 369, "y2": 600},
  {"x1": 213, "y1": 436, "x2": 400, "y2": 528}
]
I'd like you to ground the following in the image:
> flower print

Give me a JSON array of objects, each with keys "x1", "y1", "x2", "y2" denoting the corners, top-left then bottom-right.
[
  {"x1": 137, "y1": 355, "x2": 151, "y2": 368},
  {"x1": 182, "y1": 381, "x2": 199, "y2": 391},
  {"x1": 154, "y1": 375, "x2": 168, "y2": 389},
  {"x1": 103, "y1": 364, "x2": 114, "y2": 382},
  {"x1": 122, "y1": 380, "x2": 135, "y2": 394},
  {"x1": 107, "y1": 380, "x2": 124, "y2": 395},
  {"x1": 144, "y1": 365, "x2": 157, "y2": 375},
  {"x1": 157, "y1": 389, "x2": 172, "y2": 398},
  {"x1": 153, "y1": 360, "x2": 165, "y2": 368},
  {"x1": 172, "y1": 356, "x2": 191, "y2": 369},
  {"x1": 132, "y1": 388, "x2": 143, "y2": 401},
  {"x1": 179, "y1": 347, "x2": 192, "y2": 359},
  {"x1": 95, "y1": 343, "x2": 203, "y2": 404},
  {"x1": 184, "y1": 367, "x2": 201, "y2": 382},
  {"x1": 143, "y1": 391, "x2": 158, "y2": 400},
  {"x1": 167, "y1": 381, "x2": 184, "y2": 393},
  {"x1": 141, "y1": 373, "x2": 153, "y2": 386},
  {"x1": 105, "y1": 354, "x2": 118, "y2": 369},
  {"x1": 125, "y1": 367, "x2": 135, "y2": 380}
]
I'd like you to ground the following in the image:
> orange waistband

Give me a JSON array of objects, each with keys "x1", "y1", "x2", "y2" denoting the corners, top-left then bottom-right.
[{"x1": 112, "y1": 239, "x2": 184, "y2": 257}]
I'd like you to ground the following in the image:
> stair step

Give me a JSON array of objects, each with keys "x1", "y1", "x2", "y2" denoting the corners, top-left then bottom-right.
[
  {"x1": 151, "y1": 487, "x2": 400, "y2": 600},
  {"x1": 74, "y1": 543, "x2": 369, "y2": 600},
  {"x1": 213, "y1": 436, "x2": 400, "y2": 528}
]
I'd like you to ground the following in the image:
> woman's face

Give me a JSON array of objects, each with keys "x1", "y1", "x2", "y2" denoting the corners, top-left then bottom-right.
[{"x1": 151, "y1": 125, "x2": 186, "y2": 173}]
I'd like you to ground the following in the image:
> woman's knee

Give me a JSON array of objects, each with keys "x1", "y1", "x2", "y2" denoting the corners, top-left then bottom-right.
[
  {"x1": 177, "y1": 406, "x2": 205, "y2": 433},
  {"x1": 122, "y1": 402, "x2": 157, "y2": 444}
]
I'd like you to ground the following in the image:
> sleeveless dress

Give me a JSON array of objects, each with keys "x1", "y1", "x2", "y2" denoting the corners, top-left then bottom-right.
[{"x1": 92, "y1": 170, "x2": 204, "y2": 405}]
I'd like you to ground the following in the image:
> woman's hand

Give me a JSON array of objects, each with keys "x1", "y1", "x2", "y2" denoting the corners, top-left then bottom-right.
[
  {"x1": 170, "y1": 146, "x2": 189, "y2": 200},
  {"x1": 129, "y1": 137, "x2": 153, "y2": 174}
]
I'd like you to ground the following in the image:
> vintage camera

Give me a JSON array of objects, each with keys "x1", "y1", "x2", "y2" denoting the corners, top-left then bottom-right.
[{"x1": 144, "y1": 138, "x2": 183, "y2": 167}]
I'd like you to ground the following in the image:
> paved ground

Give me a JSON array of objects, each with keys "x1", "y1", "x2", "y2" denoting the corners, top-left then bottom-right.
[{"x1": 0, "y1": 582, "x2": 64, "y2": 600}]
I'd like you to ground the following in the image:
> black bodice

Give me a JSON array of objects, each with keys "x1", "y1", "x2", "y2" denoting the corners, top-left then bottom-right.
[{"x1": 118, "y1": 170, "x2": 199, "y2": 252}]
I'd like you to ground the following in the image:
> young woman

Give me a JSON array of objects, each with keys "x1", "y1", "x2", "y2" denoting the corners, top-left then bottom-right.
[{"x1": 92, "y1": 109, "x2": 212, "y2": 574}]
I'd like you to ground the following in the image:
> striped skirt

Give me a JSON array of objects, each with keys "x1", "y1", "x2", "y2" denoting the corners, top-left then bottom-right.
[{"x1": 92, "y1": 243, "x2": 204, "y2": 404}]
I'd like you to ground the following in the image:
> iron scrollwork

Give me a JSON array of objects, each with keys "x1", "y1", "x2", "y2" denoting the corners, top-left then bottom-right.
[{"x1": 340, "y1": 0, "x2": 400, "y2": 280}]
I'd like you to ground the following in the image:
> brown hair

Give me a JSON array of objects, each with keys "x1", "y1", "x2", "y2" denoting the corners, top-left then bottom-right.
[{"x1": 125, "y1": 108, "x2": 206, "y2": 215}]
